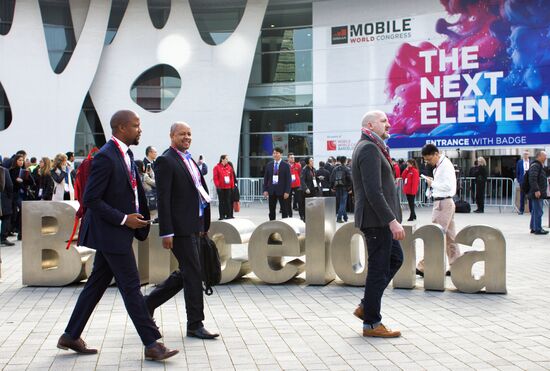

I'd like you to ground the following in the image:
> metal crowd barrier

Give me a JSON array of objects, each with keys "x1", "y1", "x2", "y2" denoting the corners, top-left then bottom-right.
[
  {"x1": 208, "y1": 178, "x2": 264, "y2": 207},
  {"x1": 398, "y1": 177, "x2": 516, "y2": 212},
  {"x1": 237, "y1": 178, "x2": 264, "y2": 205},
  {"x1": 222, "y1": 176, "x2": 516, "y2": 212}
]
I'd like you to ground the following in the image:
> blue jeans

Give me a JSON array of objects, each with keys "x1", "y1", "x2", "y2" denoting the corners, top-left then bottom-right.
[
  {"x1": 336, "y1": 187, "x2": 348, "y2": 221},
  {"x1": 360, "y1": 226, "x2": 403, "y2": 326},
  {"x1": 519, "y1": 190, "x2": 532, "y2": 213},
  {"x1": 530, "y1": 198, "x2": 544, "y2": 232}
]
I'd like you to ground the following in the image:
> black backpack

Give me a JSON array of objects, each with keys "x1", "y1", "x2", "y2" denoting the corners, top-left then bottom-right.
[
  {"x1": 333, "y1": 166, "x2": 347, "y2": 187},
  {"x1": 521, "y1": 164, "x2": 541, "y2": 194},
  {"x1": 200, "y1": 235, "x2": 221, "y2": 296}
]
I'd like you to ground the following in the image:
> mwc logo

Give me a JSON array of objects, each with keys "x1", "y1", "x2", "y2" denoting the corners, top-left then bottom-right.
[
  {"x1": 326, "y1": 140, "x2": 337, "y2": 151},
  {"x1": 331, "y1": 26, "x2": 348, "y2": 44}
]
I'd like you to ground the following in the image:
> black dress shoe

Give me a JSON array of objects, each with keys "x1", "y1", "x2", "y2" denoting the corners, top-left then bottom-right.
[
  {"x1": 57, "y1": 333, "x2": 97, "y2": 354},
  {"x1": 531, "y1": 229, "x2": 535, "y2": 234},
  {"x1": 446, "y1": 270, "x2": 451, "y2": 276},
  {"x1": 534, "y1": 229, "x2": 549, "y2": 235},
  {"x1": 474, "y1": 209, "x2": 484, "y2": 213},
  {"x1": 144, "y1": 342, "x2": 179, "y2": 361},
  {"x1": 187, "y1": 327, "x2": 219, "y2": 339},
  {"x1": 415, "y1": 268, "x2": 424, "y2": 277},
  {"x1": 407, "y1": 217, "x2": 414, "y2": 221},
  {"x1": 1, "y1": 240, "x2": 15, "y2": 246}
]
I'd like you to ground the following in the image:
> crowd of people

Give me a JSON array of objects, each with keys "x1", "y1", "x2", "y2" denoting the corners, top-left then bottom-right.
[
  {"x1": 0, "y1": 151, "x2": 78, "y2": 245},
  {"x1": 1, "y1": 107, "x2": 549, "y2": 362}
]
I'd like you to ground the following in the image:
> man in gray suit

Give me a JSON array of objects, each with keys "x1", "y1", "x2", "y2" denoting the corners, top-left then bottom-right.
[{"x1": 351, "y1": 110, "x2": 404, "y2": 338}]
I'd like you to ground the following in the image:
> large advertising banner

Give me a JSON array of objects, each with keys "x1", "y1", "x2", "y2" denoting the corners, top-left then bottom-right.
[{"x1": 313, "y1": 0, "x2": 550, "y2": 159}]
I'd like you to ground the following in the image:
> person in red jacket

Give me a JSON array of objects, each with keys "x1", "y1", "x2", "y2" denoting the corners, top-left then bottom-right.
[
  {"x1": 392, "y1": 158, "x2": 401, "y2": 178},
  {"x1": 287, "y1": 153, "x2": 304, "y2": 220},
  {"x1": 401, "y1": 159, "x2": 420, "y2": 221},
  {"x1": 213, "y1": 154, "x2": 235, "y2": 220}
]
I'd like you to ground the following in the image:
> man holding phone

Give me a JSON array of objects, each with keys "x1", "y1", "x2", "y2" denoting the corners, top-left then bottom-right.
[
  {"x1": 57, "y1": 110, "x2": 178, "y2": 361},
  {"x1": 417, "y1": 143, "x2": 461, "y2": 276}
]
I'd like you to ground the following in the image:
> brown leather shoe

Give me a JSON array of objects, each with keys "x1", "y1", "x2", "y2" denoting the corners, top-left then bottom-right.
[
  {"x1": 144, "y1": 342, "x2": 179, "y2": 361},
  {"x1": 353, "y1": 306, "x2": 364, "y2": 320},
  {"x1": 57, "y1": 334, "x2": 97, "y2": 354},
  {"x1": 363, "y1": 324, "x2": 401, "y2": 338}
]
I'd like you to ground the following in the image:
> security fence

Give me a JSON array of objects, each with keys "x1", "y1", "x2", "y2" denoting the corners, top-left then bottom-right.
[
  {"x1": 210, "y1": 176, "x2": 517, "y2": 212},
  {"x1": 397, "y1": 177, "x2": 517, "y2": 212}
]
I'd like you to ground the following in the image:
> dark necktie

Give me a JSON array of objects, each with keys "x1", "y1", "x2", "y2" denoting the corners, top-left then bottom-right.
[
  {"x1": 274, "y1": 161, "x2": 279, "y2": 175},
  {"x1": 127, "y1": 149, "x2": 135, "y2": 175}
]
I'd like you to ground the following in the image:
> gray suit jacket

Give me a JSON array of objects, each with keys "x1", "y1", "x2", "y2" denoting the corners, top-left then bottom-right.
[{"x1": 352, "y1": 133, "x2": 402, "y2": 229}]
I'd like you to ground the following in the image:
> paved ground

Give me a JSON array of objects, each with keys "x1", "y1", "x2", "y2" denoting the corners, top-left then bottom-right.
[{"x1": 0, "y1": 203, "x2": 549, "y2": 370}]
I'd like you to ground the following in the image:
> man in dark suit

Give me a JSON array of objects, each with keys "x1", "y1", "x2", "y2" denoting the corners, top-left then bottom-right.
[
  {"x1": 263, "y1": 147, "x2": 291, "y2": 220},
  {"x1": 144, "y1": 122, "x2": 219, "y2": 340},
  {"x1": 0, "y1": 165, "x2": 14, "y2": 246},
  {"x1": 57, "y1": 110, "x2": 178, "y2": 361},
  {"x1": 516, "y1": 150, "x2": 531, "y2": 214},
  {"x1": 351, "y1": 110, "x2": 404, "y2": 338}
]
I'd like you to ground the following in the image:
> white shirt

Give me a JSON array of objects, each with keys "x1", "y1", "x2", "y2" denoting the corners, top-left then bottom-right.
[
  {"x1": 111, "y1": 136, "x2": 138, "y2": 225},
  {"x1": 431, "y1": 155, "x2": 456, "y2": 198},
  {"x1": 523, "y1": 159, "x2": 529, "y2": 174}
]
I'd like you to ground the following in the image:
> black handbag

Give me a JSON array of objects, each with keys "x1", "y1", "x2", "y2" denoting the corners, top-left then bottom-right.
[
  {"x1": 199, "y1": 235, "x2": 221, "y2": 295},
  {"x1": 232, "y1": 185, "x2": 240, "y2": 202}
]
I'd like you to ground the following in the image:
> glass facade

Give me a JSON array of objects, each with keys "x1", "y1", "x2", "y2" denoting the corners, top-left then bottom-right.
[
  {"x1": 240, "y1": 1, "x2": 313, "y2": 177},
  {"x1": 38, "y1": 0, "x2": 77, "y2": 74},
  {"x1": 189, "y1": 0, "x2": 246, "y2": 45},
  {"x1": 74, "y1": 94, "x2": 106, "y2": 157},
  {"x1": 130, "y1": 64, "x2": 181, "y2": 113},
  {"x1": 0, "y1": 83, "x2": 12, "y2": 131}
]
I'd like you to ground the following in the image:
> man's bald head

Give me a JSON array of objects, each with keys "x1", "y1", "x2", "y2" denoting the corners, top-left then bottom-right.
[
  {"x1": 110, "y1": 110, "x2": 138, "y2": 133},
  {"x1": 110, "y1": 110, "x2": 141, "y2": 146},
  {"x1": 361, "y1": 110, "x2": 386, "y2": 128},
  {"x1": 170, "y1": 122, "x2": 192, "y2": 152},
  {"x1": 361, "y1": 110, "x2": 390, "y2": 139},
  {"x1": 170, "y1": 122, "x2": 191, "y2": 136}
]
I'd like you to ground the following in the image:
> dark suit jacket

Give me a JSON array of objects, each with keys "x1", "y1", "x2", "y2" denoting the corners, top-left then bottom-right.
[
  {"x1": 155, "y1": 147, "x2": 211, "y2": 237},
  {"x1": 352, "y1": 133, "x2": 402, "y2": 229},
  {"x1": 516, "y1": 158, "x2": 530, "y2": 184},
  {"x1": 528, "y1": 160, "x2": 548, "y2": 199},
  {"x1": 1, "y1": 167, "x2": 13, "y2": 216},
  {"x1": 79, "y1": 140, "x2": 150, "y2": 253},
  {"x1": 263, "y1": 160, "x2": 291, "y2": 196}
]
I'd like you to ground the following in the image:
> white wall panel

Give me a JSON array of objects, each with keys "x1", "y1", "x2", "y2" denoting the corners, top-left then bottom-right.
[
  {"x1": 0, "y1": 0, "x2": 111, "y2": 157},
  {"x1": 89, "y1": 0, "x2": 268, "y2": 178}
]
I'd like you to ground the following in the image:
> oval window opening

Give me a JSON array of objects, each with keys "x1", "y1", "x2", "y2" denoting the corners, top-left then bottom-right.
[
  {"x1": 0, "y1": 0, "x2": 16, "y2": 36},
  {"x1": 189, "y1": 0, "x2": 247, "y2": 45},
  {"x1": 130, "y1": 64, "x2": 181, "y2": 113},
  {"x1": 0, "y1": 82, "x2": 12, "y2": 131},
  {"x1": 148, "y1": 0, "x2": 171, "y2": 29}
]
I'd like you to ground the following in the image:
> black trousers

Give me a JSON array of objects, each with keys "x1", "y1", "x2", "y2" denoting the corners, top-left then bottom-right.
[
  {"x1": 217, "y1": 188, "x2": 233, "y2": 219},
  {"x1": 269, "y1": 194, "x2": 288, "y2": 220},
  {"x1": 65, "y1": 249, "x2": 161, "y2": 346},
  {"x1": 145, "y1": 235, "x2": 204, "y2": 331},
  {"x1": 476, "y1": 182, "x2": 485, "y2": 211},
  {"x1": 1, "y1": 215, "x2": 11, "y2": 241},
  {"x1": 287, "y1": 188, "x2": 304, "y2": 219},
  {"x1": 361, "y1": 226, "x2": 403, "y2": 326},
  {"x1": 406, "y1": 194, "x2": 416, "y2": 219}
]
